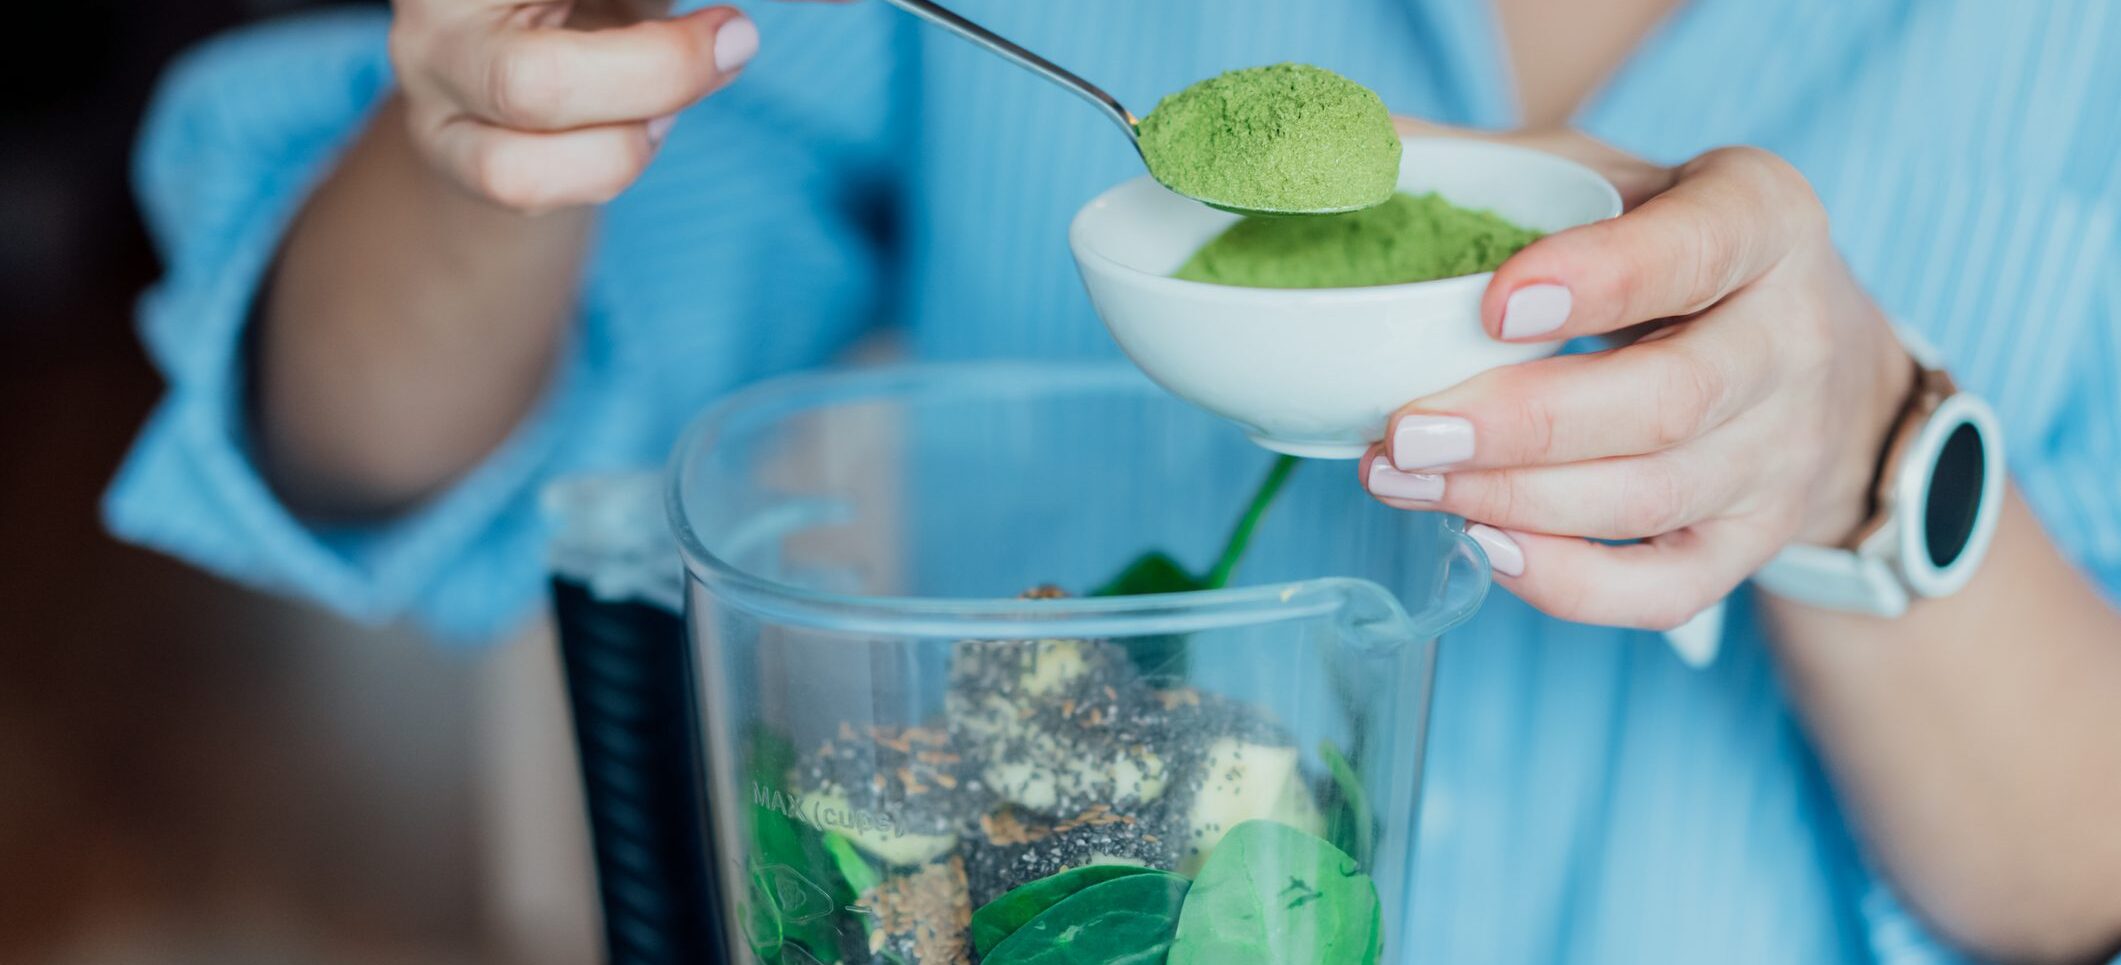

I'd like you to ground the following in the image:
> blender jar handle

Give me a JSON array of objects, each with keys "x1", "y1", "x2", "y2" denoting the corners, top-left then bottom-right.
[{"x1": 551, "y1": 577, "x2": 727, "y2": 964}]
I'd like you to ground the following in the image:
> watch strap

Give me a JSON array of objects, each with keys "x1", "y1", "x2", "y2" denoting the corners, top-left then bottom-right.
[
  {"x1": 1892, "y1": 322, "x2": 1946, "y2": 369},
  {"x1": 1750, "y1": 321, "x2": 1950, "y2": 617},
  {"x1": 1753, "y1": 540, "x2": 1911, "y2": 617},
  {"x1": 1663, "y1": 602, "x2": 1726, "y2": 667}
]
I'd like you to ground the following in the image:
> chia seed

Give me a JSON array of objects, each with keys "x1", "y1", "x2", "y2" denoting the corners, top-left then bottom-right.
[
  {"x1": 796, "y1": 722, "x2": 969, "y2": 838},
  {"x1": 961, "y1": 803, "x2": 1184, "y2": 909},
  {"x1": 774, "y1": 586, "x2": 1314, "y2": 959}
]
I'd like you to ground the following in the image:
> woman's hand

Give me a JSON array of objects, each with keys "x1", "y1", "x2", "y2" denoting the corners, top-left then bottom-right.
[
  {"x1": 388, "y1": 0, "x2": 765, "y2": 212},
  {"x1": 1362, "y1": 129, "x2": 2121, "y2": 962},
  {"x1": 266, "y1": 0, "x2": 826, "y2": 514},
  {"x1": 1362, "y1": 130, "x2": 1915, "y2": 631}
]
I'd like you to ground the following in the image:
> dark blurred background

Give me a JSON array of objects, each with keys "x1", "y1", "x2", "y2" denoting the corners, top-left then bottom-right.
[{"x1": 2, "y1": 4, "x2": 591, "y2": 962}]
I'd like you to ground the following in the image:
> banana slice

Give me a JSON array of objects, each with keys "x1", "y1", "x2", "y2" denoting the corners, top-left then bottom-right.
[
  {"x1": 1017, "y1": 639, "x2": 1093, "y2": 696},
  {"x1": 800, "y1": 788, "x2": 958, "y2": 867},
  {"x1": 947, "y1": 636, "x2": 1169, "y2": 812},
  {"x1": 1268, "y1": 765, "x2": 1325, "y2": 836},
  {"x1": 979, "y1": 731, "x2": 1168, "y2": 811},
  {"x1": 1179, "y1": 738, "x2": 1321, "y2": 872}
]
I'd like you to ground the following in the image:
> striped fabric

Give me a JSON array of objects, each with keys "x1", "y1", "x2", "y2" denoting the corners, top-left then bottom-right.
[{"x1": 108, "y1": 1, "x2": 2119, "y2": 961}]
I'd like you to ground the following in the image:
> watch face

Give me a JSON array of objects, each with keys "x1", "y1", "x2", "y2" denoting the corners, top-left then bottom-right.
[
  {"x1": 1924, "y1": 421, "x2": 1987, "y2": 569},
  {"x1": 1900, "y1": 389, "x2": 2004, "y2": 601}
]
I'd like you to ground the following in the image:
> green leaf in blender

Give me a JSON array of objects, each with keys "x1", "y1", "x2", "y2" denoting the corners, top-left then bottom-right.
[
  {"x1": 1091, "y1": 454, "x2": 1301, "y2": 679},
  {"x1": 970, "y1": 863, "x2": 1164, "y2": 956},
  {"x1": 1168, "y1": 819, "x2": 1383, "y2": 965},
  {"x1": 823, "y1": 832, "x2": 882, "y2": 899},
  {"x1": 981, "y1": 870, "x2": 1192, "y2": 965},
  {"x1": 748, "y1": 814, "x2": 854, "y2": 961},
  {"x1": 1092, "y1": 454, "x2": 1302, "y2": 597},
  {"x1": 743, "y1": 867, "x2": 787, "y2": 959},
  {"x1": 1319, "y1": 739, "x2": 1377, "y2": 869},
  {"x1": 1179, "y1": 738, "x2": 1324, "y2": 874},
  {"x1": 1090, "y1": 551, "x2": 1207, "y2": 597},
  {"x1": 823, "y1": 833, "x2": 880, "y2": 895},
  {"x1": 1199, "y1": 453, "x2": 1302, "y2": 591},
  {"x1": 745, "y1": 730, "x2": 858, "y2": 962}
]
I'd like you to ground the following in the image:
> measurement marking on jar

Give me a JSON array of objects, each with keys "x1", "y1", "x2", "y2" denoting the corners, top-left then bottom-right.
[{"x1": 752, "y1": 780, "x2": 908, "y2": 839}]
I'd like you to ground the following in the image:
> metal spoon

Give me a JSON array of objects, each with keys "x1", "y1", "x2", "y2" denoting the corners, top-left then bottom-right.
[{"x1": 875, "y1": 0, "x2": 1360, "y2": 216}]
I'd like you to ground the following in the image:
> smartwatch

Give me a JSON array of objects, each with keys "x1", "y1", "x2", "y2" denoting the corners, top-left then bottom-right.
[{"x1": 1752, "y1": 329, "x2": 2005, "y2": 617}]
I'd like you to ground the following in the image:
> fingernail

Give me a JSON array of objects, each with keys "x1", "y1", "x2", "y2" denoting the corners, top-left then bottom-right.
[
  {"x1": 1367, "y1": 460, "x2": 1444, "y2": 502},
  {"x1": 1467, "y1": 524, "x2": 1525, "y2": 577},
  {"x1": 1390, "y1": 415, "x2": 1475, "y2": 471},
  {"x1": 1501, "y1": 283, "x2": 1571, "y2": 340},
  {"x1": 715, "y1": 17, "x2": 760, "y2": 73},
  {"x1": 646, "y1": 114, "x2": 677, "y2": 145}
]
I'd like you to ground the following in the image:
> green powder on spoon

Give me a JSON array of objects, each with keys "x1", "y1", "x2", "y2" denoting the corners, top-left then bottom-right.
[
  {"x1": 1174, "y1": 192, "x2": 1542, "y2": 288},
  {"x1": 1138, "y1": 63, "x2": 1401, "y2": 213}
]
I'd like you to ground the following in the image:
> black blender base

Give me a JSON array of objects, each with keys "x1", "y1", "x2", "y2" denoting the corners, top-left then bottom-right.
[{"x1": 551, "y1": 577, "x2": 727, "y2": 964}]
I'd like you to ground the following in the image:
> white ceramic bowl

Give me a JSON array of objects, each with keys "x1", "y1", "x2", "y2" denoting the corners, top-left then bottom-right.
[{"x1": 1069, "y1": 136, "x2": 1622, "y2": 458}]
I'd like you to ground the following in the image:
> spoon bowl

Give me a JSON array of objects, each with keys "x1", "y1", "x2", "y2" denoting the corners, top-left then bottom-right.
[{"x1": 874, "y1": 0, "x2": 1367, "y2": 216}]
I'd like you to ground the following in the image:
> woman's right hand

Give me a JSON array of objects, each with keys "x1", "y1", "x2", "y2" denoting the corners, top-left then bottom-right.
[{"x1": 388, "y1": 0, "x2": 762, "y2": 212}]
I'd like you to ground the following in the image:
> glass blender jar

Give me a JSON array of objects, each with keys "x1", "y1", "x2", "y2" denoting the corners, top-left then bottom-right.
[{"x1": 668, "y1": 362, "x2": 1490, "y2": 964}]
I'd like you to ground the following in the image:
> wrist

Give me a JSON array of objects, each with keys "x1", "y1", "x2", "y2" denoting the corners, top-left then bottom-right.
[{"x1": 1797, "y1": 320, "x2": 1917, "y2": 546}]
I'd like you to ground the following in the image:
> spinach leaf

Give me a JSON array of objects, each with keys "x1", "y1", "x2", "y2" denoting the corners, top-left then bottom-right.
[
  {"x1": 983, "y1": 871, "x2": 1192, "y2": 965},
  {"x1": 823, "y1": 833, "x2": 879, "y2": 897},
  {"x1": 1092, "y1": 454, "x2": 1302, "y2": 678},
  {"x1": 1198, "y1": 453, "x2": 1301, "y2": 591},
  {"x1": 742, "y1": 868, "x2": 785, "y2": 960},
  {"x1": 1319, "y1": 740, "x2": 1376, "y2": 869},
  {"x1": 1090, "y1": 555, "x2": 1203, "y2": 679},
  {"x1": 744, "y1": 731, "x2": 854, "y2": 963},
  {"x1": 1092, "y1": 551, "x2": 1207, "y2": 596},
  {"x1": 748, "y1": 813, "x2": 852, "y2": 962},
  {"x1": 971, "y1": 864, "x2": 1163, "y2": 956},
  {"x1": 1092, "y1": 455, "x2": 1301, "y2": 598},
  {"x1": 822, "y1": 832, "x2": 895, "y2": 959},
  {"x1": 1168, "y1": 820, "x2": 1382, "y2": 965}
]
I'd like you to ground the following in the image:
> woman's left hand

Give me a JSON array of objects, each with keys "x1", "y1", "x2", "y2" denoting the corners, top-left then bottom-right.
[{"x1": 1362, "y1": 130, "x2": 1916, "y2": 630}]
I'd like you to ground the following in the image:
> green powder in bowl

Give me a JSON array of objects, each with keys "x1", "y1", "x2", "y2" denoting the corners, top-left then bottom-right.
[
  {"x1": 1173, "y1": 192, "x2": 1541, "y2": 289},
  {"x1": 1138, "y1": 63, "x2": 1401, "y2": 214}
]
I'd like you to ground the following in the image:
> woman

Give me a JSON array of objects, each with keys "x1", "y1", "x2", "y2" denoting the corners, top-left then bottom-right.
[{"x1": 114, "y1": 0, "x2": 2121, "y2": 960}]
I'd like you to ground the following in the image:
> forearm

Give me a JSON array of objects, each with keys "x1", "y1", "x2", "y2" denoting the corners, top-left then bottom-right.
[
  {"x1": 1768, "y1": 491, "x2": 2121, "y2": 962},
  {"x1": 257, "y1": 95, "x2": 589, "y2": 519}
]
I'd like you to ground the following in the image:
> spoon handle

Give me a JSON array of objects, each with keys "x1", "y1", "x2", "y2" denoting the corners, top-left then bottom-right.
[{"x1": 875, "y1": 0, "x2": 1140, "y2": 144}]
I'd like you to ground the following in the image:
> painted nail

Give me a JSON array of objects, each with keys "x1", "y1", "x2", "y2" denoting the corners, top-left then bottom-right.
[
  {"x1": 646, "y1": 114, "x2": 677, "y2": 145},
  {"x1": 1501, "y1": 283, "x2": 1571, "y2": 340},
  {"x1": 1390, "y1": 415, "x2": 1475, "y2": 471},
  {"x1": 715, "y1": 17, "x2": 760, "y2": 73},
  {"x1": 1467, "y1": 524, "x2": 1525, "y2": 577},
  {"x1": 1367, "y1": 460, "x2": 1445, "y2": 502}
]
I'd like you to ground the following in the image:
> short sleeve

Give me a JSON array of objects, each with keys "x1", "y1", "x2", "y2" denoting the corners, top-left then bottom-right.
[{"x1": 104, "y1": 4, "x2": 905, "y2": 642}]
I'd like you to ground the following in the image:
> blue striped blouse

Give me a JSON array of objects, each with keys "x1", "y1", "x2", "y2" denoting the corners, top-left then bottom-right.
[{"x1": 109, "y1": 1, "x2": 2121, "y2": 961}]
